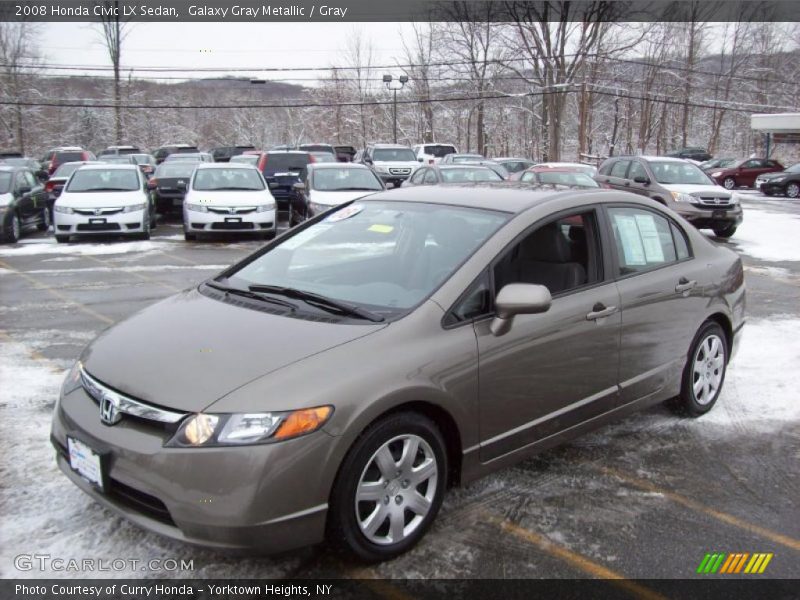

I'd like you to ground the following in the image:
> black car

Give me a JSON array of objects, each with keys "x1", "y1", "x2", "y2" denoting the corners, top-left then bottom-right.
[
  {"x1": 757, "y1": 163, "x2": 800, "y2": 199},
  {"x1": 149, "y1": 162, "x2": 197, "y2": 214},
  {"x1": 334, "y1": 145, "x2": 357, "y2": 162},
  {"x1": 0, "y1": 165, "x2": 50, "y2": 243},
  {"x1": 665, "y1": 147, "x2": 712, "y2": 162},
  {"x1": 44, "y1": 161, "x2": 95, "y2": 218},
  {"x1": 210, "y1": 145, "x2": 256, "y2": 162},
  {"x1": 152, "y1": 144, "x2": 199, "y2": 165},
  {"x1": 261, "y1": 150, "x2": 314, "y2": 212},
  {"x1": 403, "y1": 164, "x2": 504, "y2": 186}
]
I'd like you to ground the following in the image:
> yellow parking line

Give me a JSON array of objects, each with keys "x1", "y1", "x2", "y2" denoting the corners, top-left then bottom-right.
[
  {"x1": 597, "y1": 466, "x2": 800, "y2": 552},
  {"x1": 0, "y1": 259, "x2": 114, "y2": 325},
  {"x1": 0, "y1": 330, "x2": 66, "y2": 373},
  {"x1": 81, "y1": 255, "x2": 182, "y2": 293},
  {"x1": 485, "y1": 514, "x2": 668, "y2": 600}
]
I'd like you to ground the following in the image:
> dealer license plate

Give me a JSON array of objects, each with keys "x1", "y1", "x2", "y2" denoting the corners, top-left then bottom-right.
[
  {"x1": 89, "y1": 218, "x2": 107, "y2": 225},
  {"x1": 67, "y1": 437, "x2": 104, "y2": 491}
]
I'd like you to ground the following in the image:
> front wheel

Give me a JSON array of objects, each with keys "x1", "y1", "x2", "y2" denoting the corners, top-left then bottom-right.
[
  {"x1": 723, "y1": 177, "x2": 736, "y2": 190},
  {"x1": 328, "y1": 412, "x2": 447, "y2": 562},
  {"x1": 712, "y1": 225, "x2": 737, "y2": 238},
  {"x1": 3, "y1": 213, "x2": 21, "y2": 243},
  {"x1": 670, "y1": 321, "x2": 728, "y2": 417},
  {"x1": 37, "y1": 207, "x2": 51, "y2": 232},
  {"x1": 786, "y1": 182, "x2": 800, "y2": 199}
]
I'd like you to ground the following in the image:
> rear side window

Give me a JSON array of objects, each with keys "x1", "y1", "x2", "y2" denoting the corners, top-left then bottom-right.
[
  {"x1": 609, "y1": 161, "x2": 630, "y2": 178},
  {"x1": 671, "y1": 223, "x2": 690, "y2": 260},
  {"x1": 608, "y1": 207, "x2": 679, "y2": 275}
]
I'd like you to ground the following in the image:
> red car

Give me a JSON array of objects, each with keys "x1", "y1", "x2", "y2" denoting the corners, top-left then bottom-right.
[{"x1": 708, "y1": 158, "x2": 783, "y2": 190}]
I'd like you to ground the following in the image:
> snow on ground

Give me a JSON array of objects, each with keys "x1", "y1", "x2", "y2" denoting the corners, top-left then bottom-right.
[
  {"x1": 0, "y1": 265, "x2": 227, "y2": 276},
  {"x1": 0, "y1": 239, "x2": 181, "y2": 258},
  {"x1": 733, "y1": 206, "x2": 800, "y2": 262}
]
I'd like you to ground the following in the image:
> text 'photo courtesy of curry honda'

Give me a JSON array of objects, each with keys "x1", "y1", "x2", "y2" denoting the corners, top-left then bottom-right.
[{"x1": 51, "y1": 183, "x2": 745, "y2": 561}]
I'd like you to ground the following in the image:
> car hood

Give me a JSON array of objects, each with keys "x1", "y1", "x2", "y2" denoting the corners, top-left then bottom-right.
[
  {"x1": 309, "y1": 189, "x2": 379, "y2": 205},
  {"x1": 57, "y1": 190, "x2": 146, "y2": 207},
  {"x1": 757, "y1": 172, "x2": 789, "y2": 181},
  {"x1": 80, "y1": 288, "x2": 386, "y2": 412},
  {"x1": 185, "y1": 189, "x2": 273, "y2": 205},
  {"x1": 0, "y1": 192, "x2": 13, "y2": 207},
  {"x1": 659, "y1": 183, "x2": 731, "y2": 197},
  {"x1": 373, "y1": 161, "x2": 419, "y2": 170}
]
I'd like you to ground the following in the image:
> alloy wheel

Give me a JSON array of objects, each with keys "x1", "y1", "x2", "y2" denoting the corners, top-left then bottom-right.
[
  {"x1": 723, "y1": 178, "x2": 735, "y2": 190},
  {"x1": 355, "y1": 434, "x2": 438, "y2": 545},
  {"x1": 787, "y1": 183, "x2": 800, "y2": 199},
  {"x1": 692, "y1": 334, "x2": 725, "y2": 405}
]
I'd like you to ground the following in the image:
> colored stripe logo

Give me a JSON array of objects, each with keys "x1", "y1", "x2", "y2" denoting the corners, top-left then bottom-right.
[{"x1": 696, "y1": 552, "x2": 773, "y2": 574}]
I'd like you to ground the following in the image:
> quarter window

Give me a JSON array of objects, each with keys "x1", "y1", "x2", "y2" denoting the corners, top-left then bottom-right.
[{"x1": 608, "y1": 207, "x2": 679, "y2": 275}]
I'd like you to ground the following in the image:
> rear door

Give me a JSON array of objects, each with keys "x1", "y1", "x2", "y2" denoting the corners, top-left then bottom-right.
[
  {"x1": 605, "y1": 204, "x2": 706, "y2": 404},
  {"x1": 738, "y1": 159, "x2": 766, "y2": 187}
]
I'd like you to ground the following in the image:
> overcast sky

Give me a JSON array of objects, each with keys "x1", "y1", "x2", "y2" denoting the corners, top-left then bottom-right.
[{"x1": 39, "y1": 22, "x2": 416, "y2": 83}]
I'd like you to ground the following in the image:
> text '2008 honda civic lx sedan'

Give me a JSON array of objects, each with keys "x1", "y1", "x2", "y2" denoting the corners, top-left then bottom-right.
[{"x1": 51, "y1": 184, "x2": 745, "y2": 561}]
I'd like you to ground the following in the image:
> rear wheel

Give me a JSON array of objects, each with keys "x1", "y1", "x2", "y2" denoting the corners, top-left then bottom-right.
[
  {"x1": 786, "y1": 182, "x2": 800, "y2": 199},
  {"x1": 328, "y1": 412, "x2": 447, "y2": 562},
  {"x1": 3, "y1": 213, "x2": 21, "y2": 243},
  {"x1": 670, "y1": 321, "x2": 728, "y2": 417},
  {"x1": 712, "y1": 224, "x2": 737, "y2": 238},
  {"x1": 723, "y1": 177, "x2": 736, "y2": 190},
  {"x1": 37, "y1": 207, "x2": 51, "y2": 232}
]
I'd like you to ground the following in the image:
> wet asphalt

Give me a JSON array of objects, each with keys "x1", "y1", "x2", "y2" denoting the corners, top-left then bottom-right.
[{"x1": 0, "y1": 196, "x2": 798, "y2": 583}]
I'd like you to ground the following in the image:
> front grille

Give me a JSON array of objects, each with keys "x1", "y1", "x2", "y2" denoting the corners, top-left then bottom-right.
[
  {"x1": 77, "y1": 223, "x2": 121, "y2": 231},
  {"x1": 74, "y1": 208, "x2": 124, "y2": 216},
  {"x1": 207, "y1": 207, "x2": 256, "y2": 215},
  {"x1": 692, "y1": 195, "x2": 733, "y2": 207},
  {"x1": 108, "y1": 479, "x2": 175, "y2": 526},
  {"x1": 389, "y1": 168, "x2": 411, "y2": 175},
  {"x1": 210, "y1": 222, "x2": 255, "y2": 230}
]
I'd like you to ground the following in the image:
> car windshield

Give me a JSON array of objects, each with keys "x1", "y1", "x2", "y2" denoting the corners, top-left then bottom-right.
[
  {"x1": 536, "y1": 171, "x2": 599, "y2": 187},
  {"x1": 312, "y1": 168, "x2": 382, "y2": 191},
  {"x1": 66, "y1": 169, "x2": 140, "y2": 192},
  {"x1": 101, "y1": 156, "x2": 133, "y2": 164},
  {"x1": 1, "y1": 158, "x2": 30, "y2": 167},
  {"x1": 440, "y1": 167, "x2": 502, "y2": 183},
  {"x1": 649, "y1": 162, "x2": 713, "y2": 185},
  {"x1": 228, "y1": 201, "x2": 509, "y2": 315},
  {"x1": 193, "y1": 168, "x2": 265, "y2": 191},
  {"x1": 0, "y1": 172, "x2": 12, "y2": 193},
  {"x1": 131, "y1": 155, "x2": 154, "y2": 165},
  {"x1": 373, "y1": 148, "x2": 416, "y2": 162},
  {"x1": 230, "y1": 155, "x2": 259, "y2": 165},
  {"x1": 155, "y1": 164, "x2": 196, "y2": 178},
  {"x1": 166, "y1": 154, "x2": 202, "y2": 162},
  {"x1": 423, "y1": 145, "x2": 457, "y2": 158},
  {"x1": 53, "y1": 163, "x2": 84, "y2": 178},
  {"x1": 451, "y1": 155, "x2": 484, "y2": 163}
]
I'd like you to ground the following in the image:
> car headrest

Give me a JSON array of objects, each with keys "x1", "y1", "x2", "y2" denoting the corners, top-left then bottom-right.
[{"x1": 519, "y1": 224, "x2": 573, "y2": 263}]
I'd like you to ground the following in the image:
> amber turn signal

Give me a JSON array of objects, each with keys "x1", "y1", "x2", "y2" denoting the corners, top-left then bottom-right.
[{"x1": 274, "y1": 406, "x2": 333, "y2": 440}]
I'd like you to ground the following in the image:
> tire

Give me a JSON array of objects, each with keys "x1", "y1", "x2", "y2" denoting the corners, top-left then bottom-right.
[
  {"x1": 184, "y1": 232, "x2": 197, "y2": 241},
  {"x1": 328, "y1": 412, "x2": 448, "y2": 562},
  {"x1": 670, "y1": 321, "x2": 728, "y2": 417},
  {"x1": 712, "y1": 225, "x2": 737, "y2": 238},
  {"x1": 723, "y1": 177, "x2": 736, "y2": 190},
  {"x1": 55, "y1": 235, "x2": 69, "y2": 243},
  {"x1": 763, "y1": 189, "x2": 774, "y2": 197},
  {"x1": 786, "y1": 182, "x2": 800, "y2": 199},
  {"x1": 4, "y1": 213, "x2": 21, "y2": 243},
  {"x1": 37, "y1": 207, "x2": 51, "y2": 232}
]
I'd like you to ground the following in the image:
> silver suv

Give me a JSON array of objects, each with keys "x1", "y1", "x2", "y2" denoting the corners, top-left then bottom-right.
[
  {"x1": 595, "y1": 156, "x2": 743, "y2": 238},
  {"x1": 358, "y1": 144, "x2": 419, "y2": 188}
]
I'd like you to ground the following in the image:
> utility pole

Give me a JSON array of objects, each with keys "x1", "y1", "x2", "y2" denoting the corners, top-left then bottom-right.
[{"x1": 383, "y1": 74, "x2": 408, "y2": 144}]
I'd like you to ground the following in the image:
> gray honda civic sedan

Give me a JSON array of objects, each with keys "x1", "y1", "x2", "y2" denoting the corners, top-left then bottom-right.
[{"x1": 51, "y1": 184, "x2": 745, "y2": 561}]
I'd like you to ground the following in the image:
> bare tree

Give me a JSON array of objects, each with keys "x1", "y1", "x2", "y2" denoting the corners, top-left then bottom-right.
[
  {"x1": 94, "y1": 0, "x2": 132, "y2": 144},
  {"x1": 401, "y1": 22, "x2": 437, "y2": 143},
  {"x1": 0, "y1": 22, "x2": 41, "y2": 153}
]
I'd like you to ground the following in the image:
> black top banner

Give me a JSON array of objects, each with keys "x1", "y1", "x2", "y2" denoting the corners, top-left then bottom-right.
[{"x1": 2, "y1": 0, "x2": 799, "y2": 23}]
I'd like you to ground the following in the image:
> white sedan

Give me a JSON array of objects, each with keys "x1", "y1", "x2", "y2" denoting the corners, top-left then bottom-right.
[
  {"x1": 53, "y1": 164, "x2": 154, "y2": 243},
  {"x1": 183, "y1": 163, "x2": 276, "y2": 241}
]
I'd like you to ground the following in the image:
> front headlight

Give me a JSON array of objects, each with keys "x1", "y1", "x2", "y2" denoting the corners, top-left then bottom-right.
[
  {"x1": 167, "y1": 406, "x2": 333, "y2": 447},
  {"x1": 711, "y1": 171, "x2": 723, "y2": 178},
  {"x1": 61, "y1": 360, "x2": 83, "y2": 396},
  {"x1": 123, "y1": 203, "x2": 146, "y2": 213},
  {"x1": 185, "y1": 203, "x2": 208, "y2": 212},
  {"x1": 730, "y1": 193, "x2": 739, "y2": 205},
  {"x1": 310, "y1": 202, "x2": 332, "y2": 214},
  {"x1": 256, "y1": 203, "x2": 275, "y2": 213},
  {"x1": 670, "y1": 191, "x2": 695, "y2": 203},
  {"x1": 374, "y1": 165, "x2": 389, "y2": 174},
  {"x1": 54, "y1": 205, "x2": 74, "y2": 214}
]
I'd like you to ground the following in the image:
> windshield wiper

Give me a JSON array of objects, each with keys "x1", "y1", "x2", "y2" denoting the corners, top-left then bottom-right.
[
  {"x1": 76, "y1": 187, "x2": 136, "y2": 192},
  {"x1": 248, "y1": 285, "x2": 384, "y2": 322},
  {"x1": 330, "y1": 187, "x2": 380, "y2": 191},
  {"x1": 202, "y1": 186, "x2": 261, "y2": 191},
  {"x1": 206, "y1": 281, "x2": 297, "y2": 311}
]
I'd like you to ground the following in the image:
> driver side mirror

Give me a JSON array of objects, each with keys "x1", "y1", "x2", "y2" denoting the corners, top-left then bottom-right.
[
  {"x1": 490, "y1": 283, "x2": 552, "y2": 336},
  {"x1": 363, "y1": 156, "x2": 373, "y2": 165},
  {"x1": 632, "y1": 175, "x2": 650, "y2": 184}
]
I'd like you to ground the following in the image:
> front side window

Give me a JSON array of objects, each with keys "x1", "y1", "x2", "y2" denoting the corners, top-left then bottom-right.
[
  {"x1": 648, "y1": 161, "x2": 712, "y2": 185},
  {"x1": 228, "y1": 201, "x2": 509, "y2": 317},
  {"x1": 493, "y1": 211, "x2": 601, "y2": 296},
  {"x1": 628, "y1": 161, "x2": 648, "y2": 181},
  {"x1": 608, "y1": 207, "x2": 679, "y2": 275}
]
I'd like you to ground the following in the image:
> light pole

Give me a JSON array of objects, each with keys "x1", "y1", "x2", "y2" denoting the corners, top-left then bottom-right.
[{"x1": 383, "y1": 74, "x2": 408, "y2": 144}]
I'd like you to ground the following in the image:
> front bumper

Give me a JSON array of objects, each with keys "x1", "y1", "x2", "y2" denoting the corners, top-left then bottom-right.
[
  {"x1": 759, "y1": 181, "x2": 786, "y2": 195},
  {"x1": 51, "y1": 385, "x2": 334, "y2": 553},
  {"x1": 672, "y1": 203, "x2": 743, "y2": 230},
  {"x1": 184, "y1": 208, "x2": 276, "y2": 235},
  {"x1": 53, "y1": 209, "x2": 146, "y2": 236},
  {"x1": 376, "y1": 171, "x2": 412, "y2": 185}
]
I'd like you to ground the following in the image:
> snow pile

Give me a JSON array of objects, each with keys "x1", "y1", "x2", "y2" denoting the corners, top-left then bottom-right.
[
  {"x1": 734, "y1": 207, "x2": 800, "y2": 262},
  {"x1": 0, "y1": 240, "x2": 179, "y2": 258}
]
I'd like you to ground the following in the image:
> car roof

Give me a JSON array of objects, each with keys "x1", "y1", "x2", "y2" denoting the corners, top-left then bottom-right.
[
  {"x1": 309, "y1": 162, "x2": 370, "y2": 170},
  {"x1": 494, "y1": 157, "x2": 529, "y2": 161},
  {"x1": 196, "y1": 162, "x2": 257, "y2": 169},
  {"x1": 371, "y1": 143, "x2": 412, "y2": 149},
  {"x1": 266, "y1": 150, "x2": 309, "y2": 155},
  {"x1": 438, "y1": 164, "x2": 494, "y2": 170},
  {"x1": 365, "y1": 182, "x2": 609, "y2": 213},
  {"x1": 77, "y1": 164, "x2": 138, "y2": 171}
]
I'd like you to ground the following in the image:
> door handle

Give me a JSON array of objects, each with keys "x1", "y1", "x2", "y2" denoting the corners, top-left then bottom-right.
[
  {"x1": 675, "y1": 278, "x2": 697, "y2": 293},
  {"x1": 586, "y1": 303, "x2": 618, "y2": 321}
]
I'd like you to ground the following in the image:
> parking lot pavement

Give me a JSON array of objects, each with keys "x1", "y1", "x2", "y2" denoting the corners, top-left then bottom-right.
[{"x1": 1, "y1": 199, "x2": 799, "y2": 582}]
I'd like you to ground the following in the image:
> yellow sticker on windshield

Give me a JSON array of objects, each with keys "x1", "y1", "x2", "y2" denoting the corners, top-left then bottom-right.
[{"x1": 368, "y1": 224, "x2": 394, "y2": 234}]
